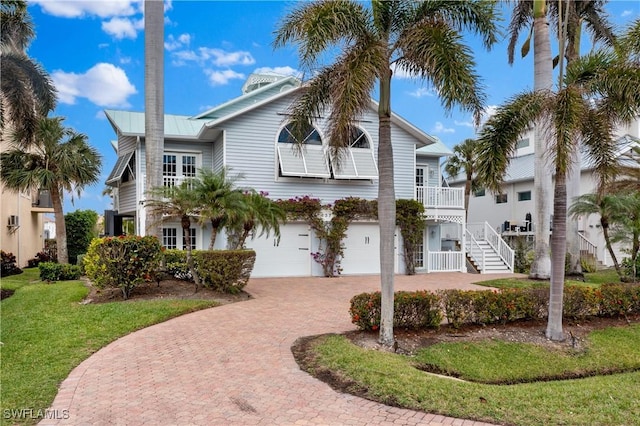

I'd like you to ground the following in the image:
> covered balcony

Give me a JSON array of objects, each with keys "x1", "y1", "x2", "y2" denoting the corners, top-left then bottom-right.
[{"x1": 415, "y1": 186, "x2": 464, "y2": 209}]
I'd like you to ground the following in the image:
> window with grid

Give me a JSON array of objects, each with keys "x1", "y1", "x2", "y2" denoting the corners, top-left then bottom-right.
[
  {"x1": 163, "y1": 155, "x2": 177, "y2": 187},
  {"x1": 414, "y1": 242, "x2": 424, "y2": 269},
  {"x1": 182, "y1": 228, "x2": 196, "y2": 250},
  {"x1": 162, "y1": 228, "x2": 177, "y2": 249},
  {"x1": 496, "y1": 193, "x2": 508, "y2": 204}
]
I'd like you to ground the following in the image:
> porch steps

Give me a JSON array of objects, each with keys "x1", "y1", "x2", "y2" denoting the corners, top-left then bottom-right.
[{"x1": 467, "y1": 240, "x2": 512, "y2": 274}]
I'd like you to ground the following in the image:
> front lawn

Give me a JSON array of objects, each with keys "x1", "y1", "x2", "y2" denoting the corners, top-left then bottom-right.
[
  {"x1": 306, "y1": 330, "x2": 640, "y2": 426},
  {"x1": 476, "y1": 268, "x2": 621, "y2": 289},
  {"x1": 0, "y1": 268, "x2": 217, "y2": 425}
]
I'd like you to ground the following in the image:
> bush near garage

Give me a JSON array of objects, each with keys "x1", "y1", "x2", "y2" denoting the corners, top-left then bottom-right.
[
  {"x1": 83, "y1": 235, "x2": 162, "y2": 299},
  {"x1": 350, "y1": 285, "x2": 640, "y2": 331}
]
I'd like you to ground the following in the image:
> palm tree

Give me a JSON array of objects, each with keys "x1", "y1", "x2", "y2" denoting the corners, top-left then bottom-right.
[
  {"x1": 274, "y1": 0, "x2": 498, "y2": 346},
  {"x1": 0, "y1": 117, "x2": 102, "y2": 264},
  {"x1": 609, "y1": 193, "x2": 640, "y2": 282},
  {"x1": 444, "y1": 138, "x2": 480, "y2": 221},
  {"x1": 144, "y1": 0, "x2": 164, "y2": 241},
  {"x1": 507, "y1": 0, "x2": 554, "y2": 280},
  {"x1": 227, "y1": 191, "x2": 286, "y2": 250},
  {"x1": 476, "y1": 49, "x2": 640, "y2": 340},
  {"x1": 193, "y1": 168, "x2": 248, "y2": 250},
  {"x1": 0, "y1": 0, "x2": 56, "y2": 145},
  {"x1": 146, "y1": 181, "x2": 201, "y2": 289},
  {"x1": 568, "y1": 193, "x2": 623, "y2": 276}
]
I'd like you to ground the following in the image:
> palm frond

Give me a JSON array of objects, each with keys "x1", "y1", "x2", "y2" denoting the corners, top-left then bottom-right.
[{"x1": 506, "y1": 0, "x2": 534, "y2": 64}]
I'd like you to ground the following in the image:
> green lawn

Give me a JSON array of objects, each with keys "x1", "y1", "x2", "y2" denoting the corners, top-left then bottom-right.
[
  {"x1": 475, "y1": 268, "x2": 621, "y2": 289},
  {"x1": 311, "y1": 332, "x2": 640, "y2": 426},
  {"x1": 0, "y1": 268, "x2": 217, "y2": 425}
]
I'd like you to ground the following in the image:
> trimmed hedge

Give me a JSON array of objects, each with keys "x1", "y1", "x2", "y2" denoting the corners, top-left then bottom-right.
[
  {"x1": 350, "y1": 284, "x2": 640, "y2": 331},
  {"x1": 162, "y1": 249, "x2": 256, "y2": 294},
  {"x1": 193, "y1": 250, "x2": 255, "y2": 294},
  {"x1": 350, "y1": 291, "x2": 442, "y2": 331},
  {"x1": 38, "y1": 262, "x2": 82, "y2": 282}
]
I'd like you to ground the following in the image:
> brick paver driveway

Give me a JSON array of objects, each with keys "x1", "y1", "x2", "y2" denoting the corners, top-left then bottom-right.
[{"x1": 42, "y1": 273, "x2": 517, "y2": 426}]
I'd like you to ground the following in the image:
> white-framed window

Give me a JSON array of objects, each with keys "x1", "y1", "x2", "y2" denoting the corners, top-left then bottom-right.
[
  {"x1": 518, "y1": 190, "x2": 532, "y2": 201},
  {"x1": 474, "y1": 188, "x2": 486, "y2": 197},
  {"x1": 277, "y1": 124, "x2": 330, "y2": 178},
  {"x1": 163, "y1": 153, "x2": 200, "y2": 187},
  {"x1": 329, "y1": 127, "x2": 378, "y2": 179},
  {"x1": 496, "y1": 193, "x2": 508, "y2": 204},
  {"x1": 162, "y1": 228, "x2": 178, "y2": 249},
  {"x1": 416, "y1": 167, "x2": 426, "y2": 187}
]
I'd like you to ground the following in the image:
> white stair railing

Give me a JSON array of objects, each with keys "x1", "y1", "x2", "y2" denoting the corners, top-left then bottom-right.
[
  {"x1": 465, "y1": 229, "x2": 486, "y2": 272},
  {"x1": 578, "y1": 233, "x2": 598, "y2": 259},
  {"x1": 483, "y1": 222, "x2": 514, "y2": 272}
]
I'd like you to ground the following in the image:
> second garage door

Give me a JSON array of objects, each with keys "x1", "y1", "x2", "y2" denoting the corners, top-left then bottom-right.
[{"x1": 340, "y1": 223, "x2": 397, "y2": 275}]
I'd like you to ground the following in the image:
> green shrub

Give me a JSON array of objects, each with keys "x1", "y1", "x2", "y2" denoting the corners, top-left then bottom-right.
[
  {"x1": 350, "y1": 291, "x2": 442, "y2": 331},
  {"x1": 580, "y1": 257, "x2": 598, "y2": 273},
  {"x1": 38, "y1": 262, "x2": 82, "y2": 282},
  {"x1": 84, "y1": 235, "x2": 162, "y2": 299},
  {"x1": 163, "y1": 249, "x2": 192, "y2": 281},
  {"x1": 194, "y1": 250, "x2": 256, "y2": 293},
  {"x1": 563, "y1": 286, "x2": 600, "y2": 319},
  {"x1": 1, "y1": 251, "x2": 22, "y2": 277},
  {"x1": 597, "y1": 283, "x2": 640, "y2": 318},
  {"x1": 438, "y1": 290, "x2": 475, "y2": 329},
  {"x1": 621, "y1": 256, "x2": 640, "y2": 281}
]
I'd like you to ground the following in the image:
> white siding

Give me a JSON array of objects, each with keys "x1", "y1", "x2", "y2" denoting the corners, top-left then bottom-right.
[
  {"x1": 222, "y1": 94, "x2": 418, "y2": 203},
  {"x1": 213, "y1": 136, "x2": 224, "y2": 172},
  {"x1": 118, "y1": 182, "x2": 137, "y2": 214},
  {"x1": 118, "y1": 135, "x2": 137, "y2": 153}
]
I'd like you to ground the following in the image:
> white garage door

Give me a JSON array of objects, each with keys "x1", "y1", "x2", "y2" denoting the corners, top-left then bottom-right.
[
  {"x1": 245, "y1": 223, "x2": 312, "y2": 277},
  {"x1": 341, "y1": 223, "x2": 397, "y2": 275}
]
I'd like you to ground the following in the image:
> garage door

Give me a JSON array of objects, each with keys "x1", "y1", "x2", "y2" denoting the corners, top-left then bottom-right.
[
  {"x1": 245, "y1": 223, "x2": 312, "y2": 277},
  {"x1": 340, "y1": 223, "x2": 397, "y2": 275}
]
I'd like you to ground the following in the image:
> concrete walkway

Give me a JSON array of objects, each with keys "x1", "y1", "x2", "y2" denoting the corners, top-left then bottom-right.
[{"x1": 41, "y1": 273, "x2": 517, "y2": 426}]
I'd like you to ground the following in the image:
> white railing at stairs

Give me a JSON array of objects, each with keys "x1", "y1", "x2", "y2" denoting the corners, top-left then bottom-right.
[
  {"x1": 466, "y1": 222, "x2": 515, "y2": 272},
  {"x1": 578, "y1": 233, "x2": 598, "y2": 259},
  {"x1": 465, "y1": 230, "x2": 486, "y2": 272}
]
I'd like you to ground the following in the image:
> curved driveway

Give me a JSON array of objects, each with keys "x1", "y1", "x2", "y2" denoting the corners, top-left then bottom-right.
[{"x1": 41, "y1": 273, "x2": 513, "y2": 426}]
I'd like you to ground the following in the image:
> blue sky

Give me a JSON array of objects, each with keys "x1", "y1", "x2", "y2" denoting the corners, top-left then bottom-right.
[{"x1": 25, "y1": 0, "x2": 639, "y2": 214}]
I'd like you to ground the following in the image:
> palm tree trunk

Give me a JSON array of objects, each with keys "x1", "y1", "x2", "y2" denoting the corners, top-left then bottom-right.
[
  {"x1": 378, "y1": 64, "x2": 395, "y2": 347},
  {"x1": 144, "y1": 0, "x2": 164, "y2": 241},
  {"x1": 566, "y1": 163, "x2": 582, "y2": 274},
  {"x1": 600, "y1": 220, "x2": 621, "y2": 277},
  {"x1": 209, "y1": 220, "x2": 219, "y2": 250},
  {"x1": 51, "y1": 185, "x2": 68, "y2": 264},
  {"x1": 547, "y1": 168, "x2": 567, "y2": 341},
  {"x1": 463, "y1": 174, "x2": 471, "y2": 222},
  {"x1": 181, "y1": 215, "x2": 200, "y2": 290},
  {"x1": 529, "y1": 0, "x2": 553, "y2": 280}
]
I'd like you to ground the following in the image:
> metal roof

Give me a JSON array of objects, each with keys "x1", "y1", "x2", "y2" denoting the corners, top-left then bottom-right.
[
  {"x1": 416, "y1": 138, "x2": 453, "y2": 157},
  {"x1": 104, "y1": 110, "x2": 210, "y2": 138}
]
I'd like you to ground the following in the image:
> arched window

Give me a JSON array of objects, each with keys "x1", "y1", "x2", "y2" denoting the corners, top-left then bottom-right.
[
  {"x1": 276, "y1": 124, "x2": 330, "y2": 178},
  {"x1": 330, "y1": 127, "x2": 378, "y2": 179}
]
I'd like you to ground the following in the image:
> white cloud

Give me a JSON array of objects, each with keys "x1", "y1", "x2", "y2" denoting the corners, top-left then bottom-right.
[
  {"x1": 31, "y1": 0, "x2": 141, "y2": 18},
  {"x1": 408, "y1": 87, "x2": 435, "y2": 98},
  {"x1": 432, "y1": 122, "x2": 455, "y2": 134},
  {"x1": 205, "y1": 69, "x2": 245, "y2": 86},
  {"x1": 165, "y1": 33, "x2": 191, "y2": 51},
  {"x1": 253, "y1": 66, "x2": 302, "y2": 78},
  {"x1": 454, "y1": 120, "x2": 474, "y2": 128},
  {"x1": 479, "y1": 105, "x2": 499, "y2": 126},
  {"x1": 390, "y1": 63, "x2": 416, "y2": 79},
  {"x1": 171, "y1": 46, "x2": 255, "y2": 68},
  {"x1": 621, "y1": 10, "x2": 632, "y2": 17},
  {"x1": 52, "y1": 63, "x2": 137, "y2": 107},
  {"x1": 102, "y1": 17, "x2": 144, "y2": 39}
]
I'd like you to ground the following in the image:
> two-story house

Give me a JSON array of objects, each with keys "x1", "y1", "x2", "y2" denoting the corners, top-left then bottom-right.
[
  {"x1": 105, "y1": 73, "x2": 485, "y2": 277},
  {"x1": 448, "y1": 122, "x2": 640, "y2": 268}
]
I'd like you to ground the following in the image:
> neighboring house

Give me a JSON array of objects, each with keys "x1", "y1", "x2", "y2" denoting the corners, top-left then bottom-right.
[
  {"x1": 43, "y1": 216, "x2": 55, "y2": 240},
  {"x1": 0, "y1": 135, "x2": 54, "y2": 267},
  {"x1": 447, "y1": 121, "x2": 640, "y2": 268},
  {"x1": 104, "y1": 73, "x2": 472, "y2": 277}
]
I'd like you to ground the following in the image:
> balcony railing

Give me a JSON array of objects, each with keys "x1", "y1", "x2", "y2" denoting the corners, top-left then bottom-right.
[
  {"x1": 427, "y1": 251, "x2": 465, "y2": 272},
  {"x1": 415, "y1": 186, "x2": 464, "y2": 209}
]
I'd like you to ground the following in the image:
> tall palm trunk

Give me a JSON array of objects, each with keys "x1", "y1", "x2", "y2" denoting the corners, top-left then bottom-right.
[
  {"x1": 547, "y1": 166, "x2": 567, "y2": 340},
  {"x1": 529, "y1": 0, "x2": 553, "y2": 280},
  {"x1": 463, "y1": 172, "x2": 472, "y2": 222},
  {"x1": 600, "y1": 217, "x2": 621, "y2": 276},
  {"x1": 378, "y1": 64, "x2": 395, "y2": 347},
  {"x1": 51, "y1": 185, "x2": 68, "y2": 264},
  {"x1": 144, "y1": 0, "x2": 164, "y2": 240},
  {"x1": 181, "y1": 214, "x2": 200, "y2": 290}
]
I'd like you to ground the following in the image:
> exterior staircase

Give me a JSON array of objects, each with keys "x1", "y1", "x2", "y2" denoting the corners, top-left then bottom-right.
[{"x1": 465, "y1": 222, "x2": 514, "y2": 274}]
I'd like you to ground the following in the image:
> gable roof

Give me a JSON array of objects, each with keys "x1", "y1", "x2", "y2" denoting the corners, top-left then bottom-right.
[
  {"x1": 416, "y1": 137, "x2": 453, "y2": 157},
  {"x1": 447, "y1": 134, "x2": 640, "y2": 185}
]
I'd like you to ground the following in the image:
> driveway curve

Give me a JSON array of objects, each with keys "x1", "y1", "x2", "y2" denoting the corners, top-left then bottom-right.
[{"x1": 41, "y1": 273, "x2": 515, "y2": 426}]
